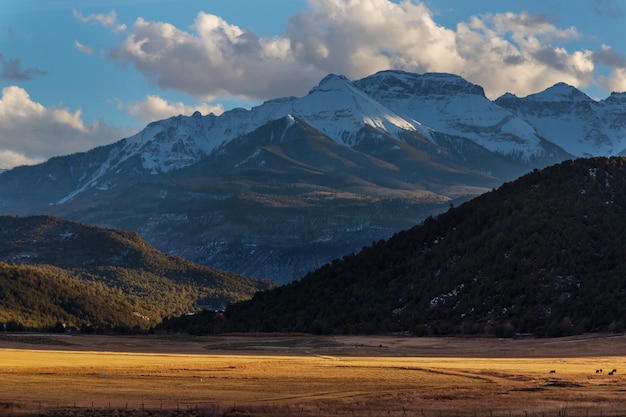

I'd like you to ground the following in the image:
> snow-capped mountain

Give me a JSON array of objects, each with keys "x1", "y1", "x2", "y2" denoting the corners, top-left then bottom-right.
[
  {"x1": 355, "y1": 70, "x2": 566, "y2": 162},
  {"x1": 52, "y1": 73, "x2": 435, "y2": 206},
  {"x1": 0, "y1": 70, "x2": 624, "y2": 283},
  {"x1": 495, "y1": 83, "x2": 626, "y2": 157}
]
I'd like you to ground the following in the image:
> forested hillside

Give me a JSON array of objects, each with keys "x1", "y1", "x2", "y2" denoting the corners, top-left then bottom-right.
[
  {"x1": 216, "y1": 157, "x2": 626, "y2": 337},
  {"x1": 0, "y1": 216, "x2": 274, "y2": 331}
]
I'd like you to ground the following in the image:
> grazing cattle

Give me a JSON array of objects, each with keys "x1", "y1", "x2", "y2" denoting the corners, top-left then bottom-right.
[
  {"x1": 612, "y1": 369, "x2": 617, "y2": 373},
  {"x1": 608, "y1": 371, "x2": 614, "y2": 375},
  {"x1": 549, "y1": 370, "x2": 556, "y2": 374}
]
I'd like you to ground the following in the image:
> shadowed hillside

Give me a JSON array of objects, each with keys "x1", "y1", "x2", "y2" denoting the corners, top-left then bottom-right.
[{"x1": 219, "y1": 157, "x2": 626, "y2": 337}]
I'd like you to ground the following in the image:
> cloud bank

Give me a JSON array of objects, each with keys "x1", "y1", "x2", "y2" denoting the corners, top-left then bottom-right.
[
  {"x1": 0, "y1": 86, "x2": 130, "y2": 169},
  {"x1": 107, "y1": 0, "x2": 626, "y2": 100}
]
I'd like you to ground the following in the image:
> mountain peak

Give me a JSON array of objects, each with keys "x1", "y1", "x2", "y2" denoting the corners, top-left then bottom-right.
[
  {"x1": 309, "y1": 74, "x2": 353, "y2": 94},
  {"x1": 604, "y1": 92, "x2": 626, "y2": 105},
  {"x1": 497, "y1": 92, "x2": 518, "y2": 100},
  {"x1": 526, "y1": 82, "x2": 591, "y2": 102},
  {"x1": 298, "y1": 73, "x2": 419, "y2": 145},
  {"x1": 356, "y1": 71, "x2": 486, "y2": 98}
]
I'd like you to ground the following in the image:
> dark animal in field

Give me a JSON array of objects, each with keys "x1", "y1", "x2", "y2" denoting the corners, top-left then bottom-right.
[{"x1": 549, "y1": 370, "x2": 556, "y2": 374}]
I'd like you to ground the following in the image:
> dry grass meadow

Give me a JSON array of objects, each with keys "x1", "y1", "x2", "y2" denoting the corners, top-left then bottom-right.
[{"x1": 1, "y1": 333, "x2": 626, "y2": 416}]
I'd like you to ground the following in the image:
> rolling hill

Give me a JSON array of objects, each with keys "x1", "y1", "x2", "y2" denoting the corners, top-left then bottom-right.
[{"x1": 0, "y1": 215, "x2": 274, "y2": 331}]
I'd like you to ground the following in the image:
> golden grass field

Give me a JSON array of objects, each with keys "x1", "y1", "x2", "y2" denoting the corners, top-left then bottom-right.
[{"x1": 1, "y1": 333, "x2": 626, "y2": 417}]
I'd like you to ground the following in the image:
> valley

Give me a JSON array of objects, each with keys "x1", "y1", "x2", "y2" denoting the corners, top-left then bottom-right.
[
  {"x1": 1, "y1": 334, "x2": 626, "y2": 417},
  {"x1": 6, "y1": 158, "x2": 626, "y2": 337},
  {"x1": 6, "y1": 4, "x2": 626, "y2": 417}
]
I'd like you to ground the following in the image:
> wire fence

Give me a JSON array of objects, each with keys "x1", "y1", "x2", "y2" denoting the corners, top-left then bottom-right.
[{"x1": 4, "y1": 400, "x2": 626, "y2": 417}]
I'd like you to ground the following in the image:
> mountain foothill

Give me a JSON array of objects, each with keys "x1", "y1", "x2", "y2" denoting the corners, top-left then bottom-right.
[
  {"x1": 0, "y1": 215, "x2": 274, "y2": 332},
  {"x1": 2, "y1": 70, "x2": 626, "y2": 335}
]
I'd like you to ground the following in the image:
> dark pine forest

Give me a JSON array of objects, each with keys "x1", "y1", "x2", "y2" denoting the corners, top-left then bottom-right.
[{"x1": 176, "y1": 157, "x2": 626, "y2": 337}]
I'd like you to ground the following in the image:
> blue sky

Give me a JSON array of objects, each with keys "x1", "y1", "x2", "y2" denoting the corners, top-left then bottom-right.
[{"x1": 0, "y1": 0, "x2": 625, "y2": 168}]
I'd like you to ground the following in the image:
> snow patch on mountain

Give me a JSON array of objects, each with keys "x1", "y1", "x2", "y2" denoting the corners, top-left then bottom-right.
[
  {"x1": 56, "y1": 145, "x2": 125, "y2": 204},
  {"x1": 236, "y1": 148, "x2": 262, "y2": 168}
]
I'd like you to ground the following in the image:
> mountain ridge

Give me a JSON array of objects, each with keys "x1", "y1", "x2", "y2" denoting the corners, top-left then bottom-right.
[
  {"x1": 0, "y1": 214, "x2": 274, "y2": 330},
  {"x1": 1, "y1": 70, "x2": 625, "y2": 283}
]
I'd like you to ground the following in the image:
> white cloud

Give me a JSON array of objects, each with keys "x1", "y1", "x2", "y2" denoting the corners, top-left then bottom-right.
[
  {"x1": 598, "y1": 68, "x2": 626, "y2": 92},
  {"x1": 75, "y1": 40, "x2": 94, "y2": 55},
  {"x1": 0, "y1": 150, "x2": 40, "y2": 169},
  {"x1": 287, "y1": 1, "x2": 596, "y2": 98},
  {"x1": 106, "y1": 0, "x2": 622, "y2": 101},
  {"x1": 484, "y1": 12, "x2": 579, "y2": 43},
  {"x1": 0, "y1": 86, "x2": 129, "y2": 169},
  {"x1": 288, "y1": 0, "x2": 464, "y2": 79},
  {"x1": 123, "y1": 95, "x2": 224, "y2": 123},
  {"x1": 454, "y1": 12, "x2": 596, "y2": 98},
  {"x1": 73, "y1": 9, "x2": 127, "y2": 33},
  {"x1": 110, "y1": 13, "x2": 321, "y2": 101}
]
